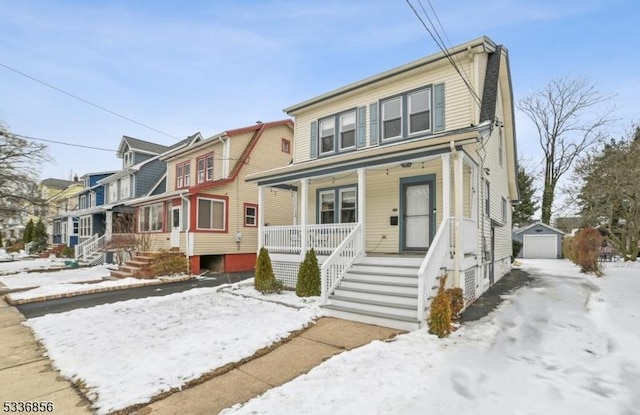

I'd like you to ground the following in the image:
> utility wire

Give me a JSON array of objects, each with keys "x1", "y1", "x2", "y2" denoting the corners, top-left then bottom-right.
[
  {"x1": 0, "y1": 130, "x2": 117, "y2": 152},
  {"x1": 0, "y1": 62, "x2": 181, "y2": 140},
  {"x1": 405, "y1": 0, "x2": 483, "y2": 107}
]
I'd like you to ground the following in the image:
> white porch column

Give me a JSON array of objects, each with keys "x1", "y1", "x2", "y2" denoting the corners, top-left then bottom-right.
[
  {"x1": 441, "y1": 154, "x2": 451, "y2": 219},
  {"x1": 454, "y1": 153, "x2": 464, "y2": 288},
  {"x1": 105, "y1": 211, "x2": 113, "y2": 241},
  {"x1": 300, "y1": 178, "x2": 308, "y2": 258},
  {"x1": 357, "y1": 168, "x2": 366, "y2": 256},
  {"x1": 257, "y1": 185, "x2": 264, "y2": 251}
]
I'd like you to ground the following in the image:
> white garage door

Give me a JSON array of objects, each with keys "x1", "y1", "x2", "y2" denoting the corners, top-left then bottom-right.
[{"x1": 523, "y1": 234, "x2": 558, "y2": 259}]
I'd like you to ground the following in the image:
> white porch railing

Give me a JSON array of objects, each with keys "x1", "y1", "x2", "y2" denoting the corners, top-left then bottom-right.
[
  {"x1": 417, "y1": 218, "x2": 454, "y2": 322},
  {"x1": 75, "y1": 233, "x2": 98, "y2": 259},
  {"x1": 320, "y1": 223, "x2": 364, "y2": 304},
  {"x1": 262, "y1": 223, "x2": 358, "y2": 256},
  {"x1": 83, "y1": 234, "x2": 106, "y2": 259}
]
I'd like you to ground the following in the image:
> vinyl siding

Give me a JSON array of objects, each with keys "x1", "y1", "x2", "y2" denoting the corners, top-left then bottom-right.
[
  {"x1": 186, "y1": 124, "x2": 294, "y2": 256},
  {"x1": 292, "y1": 54, "x2": 480, "y2": 165},
  {"x1": 135, "y1": 159, "x2": 167, "y2": 197}
]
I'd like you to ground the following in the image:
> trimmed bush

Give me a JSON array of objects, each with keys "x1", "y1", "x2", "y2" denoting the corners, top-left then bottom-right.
[
  {"x1": 150, "y1": 251, "x2": 188, "y2": 276},
  {"x1": 446, "y1": 287, "x2": 464, "y2": 319},
  {"x1": 60, "y1": 246, "x2": 74, "y2": 258},
  {"x1": 32, "y1": 220, "x2": 48, "y2": 253},
  {"x1": 574, "y1": 228, "x2": 603, "y2": 276},
  {"x1": 23, "y1": 219, "x2": 34, "y2": 244},
  {"x1": 296, "y1": 248, "x2": 321, "y2": 297},
  {"x1": 428, "y1": 275, "x2": 452, "y2": 338},
  {"x1": 512, "y1": 239, "x2": 523, "y2": 262},
  {"x1": 255, "y1": 247, "x2": 283, "y2": 294}
]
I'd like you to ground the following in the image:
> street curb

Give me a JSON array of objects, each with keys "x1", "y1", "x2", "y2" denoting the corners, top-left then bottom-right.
[{"x1": 3, "y1": 274, "x2": 194, "y2": 305}]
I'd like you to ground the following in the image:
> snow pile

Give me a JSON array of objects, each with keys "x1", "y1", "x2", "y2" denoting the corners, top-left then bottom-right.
[
  {"x1": 224, "y1": 259, "x2": 640, "y2": 415},
  {"x1": 0, "y1": 257, "x2": 70, "y2": 275},
  {"x1": 26, "y1": 288, "x2": 319, "y2": 414}
]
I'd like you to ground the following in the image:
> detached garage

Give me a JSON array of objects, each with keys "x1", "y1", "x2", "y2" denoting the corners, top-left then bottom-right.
[{"x1": 513, "y1": 223, "x2": 564, "y2": 259}]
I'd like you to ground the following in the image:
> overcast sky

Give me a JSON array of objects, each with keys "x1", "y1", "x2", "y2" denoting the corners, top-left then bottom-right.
[{"x1": 1, "y1": 0, "x2": 637, "y2": 186}]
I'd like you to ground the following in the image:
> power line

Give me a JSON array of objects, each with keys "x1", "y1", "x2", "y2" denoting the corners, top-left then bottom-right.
[
  {"x1": 0, "y1": 62, "x2": 181, "y2": 140},
  {"x1": 404, "y1": 0, "x2": 483, "y2": 107},
  {"x1": 0, "y1": 130, "x2": 117, "y2": 152}
]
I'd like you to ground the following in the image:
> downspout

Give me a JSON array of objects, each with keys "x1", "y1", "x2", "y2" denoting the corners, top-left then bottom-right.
[
  {"x1": 179, "y1": 192, "x2": 191, "y2": 275},
  {"x1": 450, "y1": 141, "x2": 461, "y2": 288}
]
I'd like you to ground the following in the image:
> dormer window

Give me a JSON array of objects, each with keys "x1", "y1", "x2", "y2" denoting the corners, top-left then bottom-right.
[{"x1": 124, "y1": 151, "x2": 134, "y2": 167}]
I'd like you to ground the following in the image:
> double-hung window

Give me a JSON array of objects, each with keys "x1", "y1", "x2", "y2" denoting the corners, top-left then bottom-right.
[
  {"x1": 318, "y1": 187, "x2": 357, "y2": 224},
  {"x1": 339, "y1": 111, "x2": 356, "y2": 150},
  {"x1": 197, "y1": 197, "x2": 226, "y2": 231},
  {"x1": 381, "y1": 87, "x2": 433, "y2": 141},
  {"x1": 79, "y1": 216, "x2": 92, "y2": 237},
  {"x1": 244, "y1": 203, "x2": 257, "y2": 227},
  {"x1": 382, "y1": 97, "x2": 402, "y2": 140},
  {"x1": 109, "y1": 182, "x2": 118, "y2": 202},
  {"x1": 176, "y1": 162, "x2": 191, "y2": 189},
  {"x1": 319, "y1": 118, "x2": 335, "y2": 155},
  {"x1": 79, "y1": 195, "x2": 87, "y2": 209},
  {"x1": 196, "y1": 154, "x2": 214, "y2": 184},
  {"x1": 408, "y1": 89, "x2": 431, "y2": 134}
]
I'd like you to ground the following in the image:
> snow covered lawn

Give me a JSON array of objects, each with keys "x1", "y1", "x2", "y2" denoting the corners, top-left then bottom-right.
[
  {"x1": 0, "y1": 265, "x2": 112, "y2": 290},
  {"x1": 25, "y1": 287, "x2": 319, "y2": 414},
  {"x1": 0, "y1": 257, "x2": 69, "y2": 276},
  {"x1": 223, "y1": 259, "x2": 640, "y2": 415}
]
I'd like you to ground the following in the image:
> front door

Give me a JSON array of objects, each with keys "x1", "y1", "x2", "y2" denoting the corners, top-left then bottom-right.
[
  {"x1": 170, "y1": 207, "x2": 181, "y2": 248},
  {"x1": 400, "y1": 176, "x2": 435, "y2": 252}
]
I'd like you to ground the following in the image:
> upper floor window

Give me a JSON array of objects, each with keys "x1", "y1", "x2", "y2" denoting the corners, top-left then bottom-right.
[
  {"x1": 382, "y1": 97, "x2": 402, "y2": 140},
  {"x1": 281, "y1": 138, "x2": 291, "y2": 154},
  {"x1": 79, "y1": 195, "x2": 87, "y2": 209},
  {"x1": 176, "y1": 162, "x2": 191, "y2": 189},
  {"x1": 408, "y1": 89, "x2": 431, "y2": 134},
  {"x1": 124, "y1": 151, "x2": 134, "y2": 167},
  {"x1": 109, "y1": 182, "x2": 118, "y2": 202},
  {"x1": 340, "y1": 112, "x2": 356, "y2": 150},
  {"x1": 84, "y1": 178, "x2": 90, "y2": 188},
  {"x1": 319, "y1": 118, "x2": 335, "y2": 155},
  {"x1": 89, "y1": 192, "x2": 96, "y2": 207},
  {"x1": 120, "y1": 177, "x2": 130, "y2": 199},
  {"x1": 196, "y1": 154, "x2": 214, "y2": 184},
  {"x1": 318, "y1": 109, "x2": 357, "y2": 156},
  {"x1": 381, "y1": 87, "x2": 433, "y2": 141}
]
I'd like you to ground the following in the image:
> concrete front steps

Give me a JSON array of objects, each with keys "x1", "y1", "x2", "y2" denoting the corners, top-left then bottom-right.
[
  {"x1": 322, "y1": 256, "x2": 431, "y2": 331},
  {"x1": 110, "y1": 252, "x2": 159, "y2": 279}
]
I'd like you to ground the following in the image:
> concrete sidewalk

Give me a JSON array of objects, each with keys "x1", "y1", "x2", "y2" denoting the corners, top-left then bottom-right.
[
  {"x1": 0, "y1": 298, "x2": 91, "y2": 414},
  {"x1": 138, "y1": 318, "x2": 403, "y2": 415}
]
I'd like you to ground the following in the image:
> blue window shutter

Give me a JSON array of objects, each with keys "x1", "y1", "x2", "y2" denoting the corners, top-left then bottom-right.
[
  {"x1": 356, "y1": 106, "x2": 366, "y2": 148},
  {"x1": 369, "y1": 102, "x2": 379, "y2": 145},
  {"x1": 434, "y1": 83, "x2": 445, "y2": 132},
  {"x1": 310, "y1": 121, "x2": 318, "y2": 159}
]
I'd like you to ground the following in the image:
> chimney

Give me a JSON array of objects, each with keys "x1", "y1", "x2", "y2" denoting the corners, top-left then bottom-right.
[{"x1": 74, "y1": 174, "x2": 79, "y2": 182}]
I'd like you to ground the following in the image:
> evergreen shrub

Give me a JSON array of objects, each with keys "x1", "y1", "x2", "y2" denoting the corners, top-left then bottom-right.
[
  {"x1": 296, "y1": 248, "x2": 321, "y2": 297},
  {"x1": 428, "y1": 275, "x2": 452, "y2": 338},
  {"x1": 255, "y1": 247, "x2": 283, "y2": 294}
]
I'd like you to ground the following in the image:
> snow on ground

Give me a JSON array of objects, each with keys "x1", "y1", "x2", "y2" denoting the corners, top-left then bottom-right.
[
  {"x1": 6, "y1": 277, "x2": 164, "y2": 301},
  {"x1": 0, "y1": 257, "x2": 69, "y2": 275},
  {"x1": 25, "y1": 287, "x2": 319, "y2": 415},
  {"x1": 223, "y1": 259, "x2": 640, "y2": 415},
  {"x1": 221, "y1": 279, "x2": 322, "y2": 309},
  {"x1": 0, "y1": 265, "x2": 112, "y2": 289}
]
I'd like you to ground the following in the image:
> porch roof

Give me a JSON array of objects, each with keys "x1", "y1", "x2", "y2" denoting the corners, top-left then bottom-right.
[{"x1": 246, "y1": 126, "x2": 480, "y2": 186}]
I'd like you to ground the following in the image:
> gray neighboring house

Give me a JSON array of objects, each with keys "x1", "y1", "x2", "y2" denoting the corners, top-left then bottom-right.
[
  {"x1": 513, "y1": 222, "x2": 564, "y2": 259},
  {"x1": 74, "y1": 134, "x2": 201, "y2": 264}
]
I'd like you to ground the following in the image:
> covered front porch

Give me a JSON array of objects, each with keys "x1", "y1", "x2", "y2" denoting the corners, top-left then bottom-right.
[{"x1": 257, "y1": 148, "x2": 481, "y2": 307}]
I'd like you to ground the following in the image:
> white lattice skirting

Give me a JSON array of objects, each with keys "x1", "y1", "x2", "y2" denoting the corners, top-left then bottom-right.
[
  {"x1": 464, "y1": 267, "x2": 477, "y2": 303},
  {"x1": 272, "y1": 261, "x2": 301, "y2": 288}
]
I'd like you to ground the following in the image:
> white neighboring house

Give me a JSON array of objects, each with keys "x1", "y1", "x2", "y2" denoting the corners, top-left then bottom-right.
[{"x1": 247, "y1": 36, "x2": 519, "y2": 330}]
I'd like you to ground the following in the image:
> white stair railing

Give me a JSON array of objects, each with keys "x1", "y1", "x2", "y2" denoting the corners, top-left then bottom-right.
[
  {"x1": 83, "y1": 234, "x2": 106, "y2": 259},
  {"x1": 75, "y1": 233, "x2": 98, "y2": 259},
  {"x1": 417, "y1": 218, "x2": 454, "y2": 322},
  {"x1": 320, "y1": 222, "x2": 363, "y2": 304}
]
